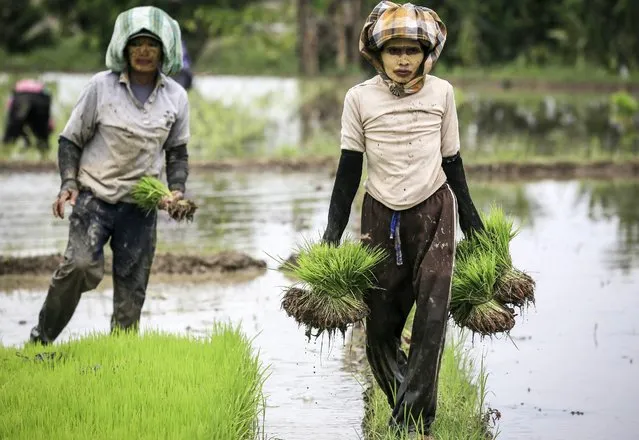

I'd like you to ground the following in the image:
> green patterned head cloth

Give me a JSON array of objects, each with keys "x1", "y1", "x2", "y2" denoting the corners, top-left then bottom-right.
[{"x1": 106, "y1": 6, "x2": 183, "y2": 75}]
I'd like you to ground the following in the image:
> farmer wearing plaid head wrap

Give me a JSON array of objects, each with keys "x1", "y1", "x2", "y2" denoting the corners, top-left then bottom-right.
[
  {"x1": 322, "y1": 2, "x2": 483, "y2": 437},
  {"x1": 29, "y1": 6, "x2": 191, "y2": 345}
]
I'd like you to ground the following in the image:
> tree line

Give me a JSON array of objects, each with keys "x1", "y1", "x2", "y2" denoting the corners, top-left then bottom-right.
[{"x1": 1, "y1": 0, "x2": 637, "y2": 74}]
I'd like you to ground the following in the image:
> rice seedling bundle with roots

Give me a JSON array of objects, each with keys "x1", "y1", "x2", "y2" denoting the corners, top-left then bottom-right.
[
  {"x1": 451, "y1": 206, "x2": 535, "y2": 336},
  {"x1": 131, "y1": 176, "x2": 198, "y2": 222},
  {"x1": 279, "y1": 239, "x2": 387, "y2": 340}
]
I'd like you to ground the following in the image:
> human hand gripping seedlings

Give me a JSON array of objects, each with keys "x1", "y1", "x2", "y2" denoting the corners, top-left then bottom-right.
[
  {"x1": 158, "y1": 190, "x2": 184, "y2": 209},
  {"x1": 131, "y1": 176, "x2": 198, "y2": 222}
]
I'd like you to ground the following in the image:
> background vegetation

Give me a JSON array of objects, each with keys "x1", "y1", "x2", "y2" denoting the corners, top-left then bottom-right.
[{"x1": 1, "y1": 0, "x2": 638, "y2": 79}]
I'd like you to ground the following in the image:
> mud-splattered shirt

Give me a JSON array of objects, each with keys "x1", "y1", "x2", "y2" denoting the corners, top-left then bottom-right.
[
  {"x1": 60, "y1": 70, "x2": 190, "y2": 203},
  {"x1": 340, "y1": 74, "x2": 459, "y2": 210}
]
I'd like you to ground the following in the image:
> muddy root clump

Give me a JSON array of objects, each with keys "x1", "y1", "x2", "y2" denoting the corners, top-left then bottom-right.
[
  {"x1": 281, "y1": 286, "x2": 369, "y2": 340},
  {"x1": 165, "y1": 199, "x2": 198, "y2": 222},
  {"x1": 495, "y1": 268, "x2": 536, "y2": 307},
  {"x1": 453, "y1": 300, "x2": 516, "y2": 337}
]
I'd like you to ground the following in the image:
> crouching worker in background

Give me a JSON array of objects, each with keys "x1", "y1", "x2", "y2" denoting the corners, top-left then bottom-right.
[
  {"x1": 2, "y1": 79, "x2": 54, "y2": 154},
  {"x1": 29, "y1": 6, "x2": 190, "y2": 345}
]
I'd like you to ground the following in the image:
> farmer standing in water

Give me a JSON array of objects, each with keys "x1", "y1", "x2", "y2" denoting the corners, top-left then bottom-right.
[
  {"x1": 29, "y1": 6, "x2": 190, "y2": 344},
  {"x1": 322, "y1": 2, "x2": 483, "y2": 438}
]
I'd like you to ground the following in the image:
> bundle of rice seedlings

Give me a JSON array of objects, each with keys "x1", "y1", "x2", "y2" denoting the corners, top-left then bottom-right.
[
  {"x1": 131, "y1": 176, "x2": 198, "y2": 222},
  {"x1": 473, "y1": 206, "x2": 517, "y2": 276},
  {"x1": 279, "y1": 239, "x2": 387, "y2": 340},
  {"x1": 450, "y1": 251, "x2": 515, "y2": 335},
  {"x1": 480, "y1": 206, "x2": 535, "y2": 307},
  {"x1": 459, "y1": 205, "x2": 535, "y2": 308}
]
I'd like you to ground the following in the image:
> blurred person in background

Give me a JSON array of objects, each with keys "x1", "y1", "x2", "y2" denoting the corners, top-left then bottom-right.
[
  {"x1": 2, "y1": 79, "x2": 54, "y2": 154},
  {"x1": 173, "y1": 39, "x2": 193, "y2": 91},
  {"x1": 29, "y1": 6, "x2": 190, "y2": 345}
]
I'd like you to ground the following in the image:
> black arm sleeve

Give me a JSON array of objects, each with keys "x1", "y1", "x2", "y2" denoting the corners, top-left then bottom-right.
[
  {"x1": 58, "y1": 136, "x2": 81, "y2": 192},
  {"x1": 442, "y1": 152, "x2": 484, "y2": 237},
  {"x1": 165, "y1": 144, "x2": 189, "y2": 193},
  {"x1": 322, "y1": 150, "x2": 364, "y2": 245}
]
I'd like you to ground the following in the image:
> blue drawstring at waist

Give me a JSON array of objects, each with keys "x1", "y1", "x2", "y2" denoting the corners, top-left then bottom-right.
[{"x1": 389, "y1": 211, "x2": 403, "y2": 266}]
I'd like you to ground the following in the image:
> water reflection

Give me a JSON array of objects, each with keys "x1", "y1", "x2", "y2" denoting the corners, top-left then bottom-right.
[
  {"x1": 472, "y1": 182, "x2": 544, "y2": 228},
  {"x1": 577, "y1": 180, "x2": 639, "y2": 273}
]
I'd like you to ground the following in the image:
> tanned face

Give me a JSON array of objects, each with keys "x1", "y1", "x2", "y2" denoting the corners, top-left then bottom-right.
[
  {"x1": 380, "y1": 39, "x2": 425, "y2": 84},
  {"x1": 126, "y1": 36, "x2": 162, "y2": 74}
]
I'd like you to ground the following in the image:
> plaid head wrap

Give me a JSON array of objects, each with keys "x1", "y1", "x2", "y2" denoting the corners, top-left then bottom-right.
[
  {"x1": 360, "y1": 1, "x2": 447, "y2": 97},
  {"x1": 106, "y1": 6, "x2": 183, "y2": 76}
]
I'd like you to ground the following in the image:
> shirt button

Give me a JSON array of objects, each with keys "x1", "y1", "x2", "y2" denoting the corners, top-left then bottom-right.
[
  {"x1": 143, "y1": 120, "x2": 149, "y2": 125},
  {"x1": 143, "y1": 110, "x2": 148, "y2": 114}
]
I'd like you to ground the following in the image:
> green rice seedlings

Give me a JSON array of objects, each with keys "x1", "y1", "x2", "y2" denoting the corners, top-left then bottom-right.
[
  {"x1": 455, "y1": 205, "x2": 535, "y2": 311},
  {"x1": 451, "y1": 241, "x2": 515, "y2": 335},
  {"x1": 131, "y1": 176, "x2": 198, "y2": 222},
  {"x1": 0, "y1": 327, "x2": 265, "y2": 439},
  {"x1": 280, "y1": 239, "x2": 388, "y2": 339},
  {"x1": 476, "y1": 205, "x2": 517, "y2": 276}
]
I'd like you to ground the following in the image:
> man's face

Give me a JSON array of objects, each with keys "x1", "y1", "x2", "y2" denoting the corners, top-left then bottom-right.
[
  {"x1": 126, "y1": 36, "x2": 162, "y2": 74},
  {"x1": 380, "y1": 39, "x2": 424, "y2": 84}
]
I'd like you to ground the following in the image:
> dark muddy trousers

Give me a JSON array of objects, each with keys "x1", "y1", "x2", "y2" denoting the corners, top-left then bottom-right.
[
  {"x1": 31, "y1": 191, "x2": 157, "y2": 344},
  {"x1": 3, "y1": 92, "x2": 51, "y2": 151},
  {"x1": 361, "y1": 183, "x2": 456, "y2": 434}
]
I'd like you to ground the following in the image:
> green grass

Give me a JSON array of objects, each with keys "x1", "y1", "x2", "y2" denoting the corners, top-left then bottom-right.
[
  {"x1": 0, "y1": 326, "x2": 267, "y2": 440},
  {"x1": 363, "y1": 309, "x2": 496, "y2": 440},
  {"x1": 437, "y1": 62, "x2": 639, "y2": 85},
  {"x1": 188, "y1": 91, "x2": 270, "y2": 160},
  {"x1": 0, "y1": 36, "x2": 104, "y2": 73}
]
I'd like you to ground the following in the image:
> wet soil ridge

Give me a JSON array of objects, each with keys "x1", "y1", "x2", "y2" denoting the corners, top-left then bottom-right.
[
  {"x1": 0, "y1": 251, "x2": 266, "y2": 276},
  {"x1": 466, "y1": 161, "x2": 639, "y2": 180},
  {"x1": 3, "y1": 159, "x2": 639, "y2": 178}
]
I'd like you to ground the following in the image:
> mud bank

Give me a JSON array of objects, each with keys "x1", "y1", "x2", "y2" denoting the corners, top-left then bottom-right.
[
  {"x1": 2, "y1": 158, "x2": 639, "y2": 180},
  {"x1": 0, "y1": 251, "x2": 267, "y2": 277}
]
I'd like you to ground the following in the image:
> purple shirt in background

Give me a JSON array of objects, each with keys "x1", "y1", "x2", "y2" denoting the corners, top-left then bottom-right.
[{"x1": 181, "y1": 41, "x2": 191, "y2": 71}]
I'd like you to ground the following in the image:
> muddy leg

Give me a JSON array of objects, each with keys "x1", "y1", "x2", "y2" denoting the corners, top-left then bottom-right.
[
  {"x1": 391, "y1": 185, "x2": 457, "y2": 434},
  {"x1": 30, "y1": 192, "x2": 111, "y2": 344},
  {"x1": 361, "y1": 193, "x2": 414, "y2": 408},
  {"x1": 110, "y1": 204, "x2": 156, "y2": 333}
]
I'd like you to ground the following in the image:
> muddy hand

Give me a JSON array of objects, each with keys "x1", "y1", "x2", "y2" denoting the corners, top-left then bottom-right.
[
  {"x1": 52, "y1": 189, "x2": 79, "y2": 219},
  {"x1": 158, "y1": 190, "x2": 184, "y2": 210}
]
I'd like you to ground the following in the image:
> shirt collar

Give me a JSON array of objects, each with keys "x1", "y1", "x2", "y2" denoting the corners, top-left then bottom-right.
[{"x1": 118, "y1": 70, "x2": 166, "y2": 88}]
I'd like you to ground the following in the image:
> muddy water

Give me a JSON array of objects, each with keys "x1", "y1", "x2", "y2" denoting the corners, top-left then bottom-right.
[
  {"x1": 478, "y1": 180, "x2": 639, "y2": 440},
  {"x1": 1, "y1": 171, "x2": 638, "y2": 440}
]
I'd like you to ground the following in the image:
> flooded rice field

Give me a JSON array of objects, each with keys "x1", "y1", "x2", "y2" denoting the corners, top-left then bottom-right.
[{"x1": 1, "y1": 170, "x2": 638, "y2": 439}]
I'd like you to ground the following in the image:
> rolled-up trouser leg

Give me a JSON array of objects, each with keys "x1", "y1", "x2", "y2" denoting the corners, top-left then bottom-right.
[
  {"x1": 109, "y1": 203, "x2": 157, "y2": 333},
  {"x1": 361, "y1": 193, "x2": 415, "y2": 408},
  {"x1": 31, "y1": 192, "x2": 111, "y2": 343},
  {"x1": 391, "y1": 184, "x2": 457, "y2": 434}
]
